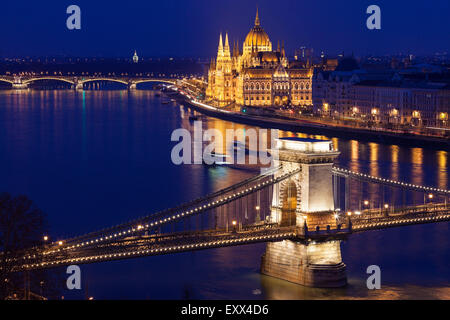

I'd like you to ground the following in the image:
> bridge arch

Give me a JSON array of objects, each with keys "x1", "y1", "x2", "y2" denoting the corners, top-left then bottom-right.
[
  {"x1": 132, "y1": 79, "x2": 176, "y2": 86},
  {"x1": 80, "y1": 78, "x2": 129, "y2": 86},
  {"x1": 23, "y1": 77, "x2": 75, "y2": 85},
  {"x1": 278, "y1": 178, "x2": 301, "y2": 227},
  {"x1": 0, "y1": 78, "x2": 14, "y2": 85}
]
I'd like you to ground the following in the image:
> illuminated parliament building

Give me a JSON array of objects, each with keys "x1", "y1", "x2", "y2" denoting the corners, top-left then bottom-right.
[{"x1": 206, "y1": 9, "x2": 313, "y2": 108}]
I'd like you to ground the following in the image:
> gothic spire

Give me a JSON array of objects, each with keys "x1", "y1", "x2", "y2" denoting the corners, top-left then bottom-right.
[
  {"x1": 224, "y1": 32, "x2": 230, "y2": 55},
  {"x1": 255, "y1": 7, "x2": 260, "y2": 26},
  {"x1": 218, "y1": 33, "x2": 224, "y2": 55}
]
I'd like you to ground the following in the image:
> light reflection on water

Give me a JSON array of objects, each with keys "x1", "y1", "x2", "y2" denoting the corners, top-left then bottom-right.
[{"x1": 0, "y1": 89, "x2": 448, "y2": 300}]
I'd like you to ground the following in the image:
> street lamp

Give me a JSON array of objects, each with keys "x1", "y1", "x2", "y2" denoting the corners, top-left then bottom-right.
[
  {"x1": 424, "y1": 193, "x2": 434, "y2": 204},
  {"x1": 363, "y1": 200, "x2": 369, "y2": 206},
  {"x1": 43, "y1": 235, "x2": 49, "y2": 241},
  {"x1": 426, "y1": 193, "x2": 434, "y2": 206},
  {"x1": 231, "y1": 220, "x2": 237, "y2": 232}
]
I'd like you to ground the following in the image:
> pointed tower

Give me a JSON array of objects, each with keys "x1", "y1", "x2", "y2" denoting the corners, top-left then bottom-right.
[
  {"x1": 218, "y1": 33, "x2": 224, "y2": 57},
  {"x1": 223, "y1": 32, "x2": 232, "y2": 74},
  {"x1": 255, "y1": 7, "x2": 260, "y2": 26},
  {"x1": 216, "y1": 33, "x2": 224, "y2": 72},
  {"x1": 243, "y1": 8, "x2": 272, "y2": 56},
  {"x1": 224, "y1": 32, "x2": 231, "y2": 58},
  {"x1": 281, "y1": 41, "x2": 288, "y2": 67}
]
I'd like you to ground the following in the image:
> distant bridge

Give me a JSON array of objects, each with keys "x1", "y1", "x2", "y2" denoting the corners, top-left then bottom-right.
[{"x1": 0, "y1": 75, "x2": 178, "y2": 89}]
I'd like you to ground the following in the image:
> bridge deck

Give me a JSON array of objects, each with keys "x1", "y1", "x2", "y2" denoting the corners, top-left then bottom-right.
[
  {"x1": 7, "y1": 204, "x2": 450, "y2": 271},
  {"x1": 333, "y1": 167, "x2": 450, "y2": 196},
  {"x1": 351, "y1": 204, "x2": 450, "y2": 232},
  {"x1": 14, "y1": 225, "x2": 297, "y2": 271}
]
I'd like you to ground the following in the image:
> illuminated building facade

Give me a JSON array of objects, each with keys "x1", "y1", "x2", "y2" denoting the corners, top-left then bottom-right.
[
  {"x1": 313, "y1": 67, "x2": 450, "y2": 129},
  {"x1": 206, "y1": 10, "x2": 313, "y2": 107},
  {"x1": 352, "y1": 82, "x2": 450, "y2": 128}
]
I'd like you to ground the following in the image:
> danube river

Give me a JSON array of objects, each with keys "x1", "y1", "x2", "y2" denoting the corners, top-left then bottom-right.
[{"x1": 0, "y1": 89, "x2": 448, "y2": 299}]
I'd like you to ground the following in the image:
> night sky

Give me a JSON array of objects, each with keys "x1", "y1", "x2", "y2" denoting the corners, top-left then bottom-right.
[{"x1": 1, "y1": 0, "x2": 449, "y2": 58}]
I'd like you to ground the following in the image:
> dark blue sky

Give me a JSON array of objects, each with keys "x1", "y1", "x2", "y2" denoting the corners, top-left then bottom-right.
[{"x1": 1, "y1": 0, "x2": 449, "y2": 58}]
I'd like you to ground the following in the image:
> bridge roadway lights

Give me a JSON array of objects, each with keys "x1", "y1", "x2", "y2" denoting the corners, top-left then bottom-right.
[{"x1": 261, "y1": 138, "x2": 347, "y2": 287}]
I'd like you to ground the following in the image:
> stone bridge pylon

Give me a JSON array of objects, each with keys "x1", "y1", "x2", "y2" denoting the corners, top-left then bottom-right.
[{"x1": 261, "y1": 137, "x2": 347, "y2": 287}]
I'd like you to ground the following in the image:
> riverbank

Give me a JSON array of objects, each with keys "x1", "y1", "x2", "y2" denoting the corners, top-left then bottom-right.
[{"x1": 177, "y1": 95, "x2": 449, "y2": 150}]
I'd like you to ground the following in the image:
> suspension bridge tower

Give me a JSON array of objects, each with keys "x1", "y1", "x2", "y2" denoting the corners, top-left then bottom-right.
[{"x1": 261, "y1": 137, "x2": 347, "y2": 287}]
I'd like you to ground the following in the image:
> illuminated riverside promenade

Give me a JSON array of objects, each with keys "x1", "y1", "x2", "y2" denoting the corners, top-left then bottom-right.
[{"x1": 1, "y1": 71, "x2": 447, "y2": 147}]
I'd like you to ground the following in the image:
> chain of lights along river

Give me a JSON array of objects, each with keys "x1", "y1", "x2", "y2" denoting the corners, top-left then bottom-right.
[{"x1": 0, "y1": 89, "x2": 448, "y2": 299}]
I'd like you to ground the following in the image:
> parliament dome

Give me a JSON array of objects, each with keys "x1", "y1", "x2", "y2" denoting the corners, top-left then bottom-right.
[
  {"x1": 245, "y1": 26, "x2": 271, "y2": 48},
  {"x1": 243, "y1": 9, "x2": 272, "y2": 53}
]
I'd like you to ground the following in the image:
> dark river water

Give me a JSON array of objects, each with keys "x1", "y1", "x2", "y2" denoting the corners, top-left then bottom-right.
[{"x1": 0, "y1": 89, "x2": 448, "y2": 299}]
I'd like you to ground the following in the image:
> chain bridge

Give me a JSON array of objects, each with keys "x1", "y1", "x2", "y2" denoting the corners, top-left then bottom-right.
[{"x1": 3, "y1": 138, "x2": 449, "y2": 288}]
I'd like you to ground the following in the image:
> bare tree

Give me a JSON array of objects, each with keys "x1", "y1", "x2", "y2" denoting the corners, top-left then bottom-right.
[{"x1": 0, "y1": 192, "x2": 47, "y2": 299}]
